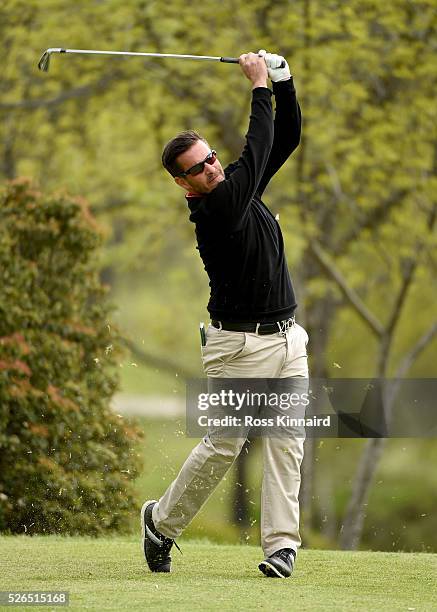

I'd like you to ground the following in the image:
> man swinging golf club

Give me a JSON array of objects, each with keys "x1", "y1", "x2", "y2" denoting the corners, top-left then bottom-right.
[{"x1": 141, "y1": 50, "x2": 309, "y2": 578}]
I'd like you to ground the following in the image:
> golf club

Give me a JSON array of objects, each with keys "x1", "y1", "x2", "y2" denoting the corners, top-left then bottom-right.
[{"x1": 37, "y1": 47, "x2": 285, "y2": 72}]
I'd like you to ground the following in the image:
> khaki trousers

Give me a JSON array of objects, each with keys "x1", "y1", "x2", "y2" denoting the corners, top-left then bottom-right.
[{"x1": 153, "y1": 322, "x2": 309, "y2": 556}]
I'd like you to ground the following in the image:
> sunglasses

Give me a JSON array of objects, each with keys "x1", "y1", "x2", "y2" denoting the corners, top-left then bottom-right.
[{"x1": 178, "y1": 150, "x2": 217, "y2": 177}]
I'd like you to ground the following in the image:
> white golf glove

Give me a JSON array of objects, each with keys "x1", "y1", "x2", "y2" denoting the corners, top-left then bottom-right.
[{"x1": 258, "y1": 49, "x2": 291, "y2": 82}]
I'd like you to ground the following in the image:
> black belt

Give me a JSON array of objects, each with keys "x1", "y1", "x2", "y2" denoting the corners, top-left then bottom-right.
[{"x1": 211, "y1": 317, "x2": 295, "y2": 335}]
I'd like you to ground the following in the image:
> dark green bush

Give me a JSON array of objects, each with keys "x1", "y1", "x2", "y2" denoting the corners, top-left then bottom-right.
[{"x1": 0, "y1": 178, "x2": 142, "y2": 535}]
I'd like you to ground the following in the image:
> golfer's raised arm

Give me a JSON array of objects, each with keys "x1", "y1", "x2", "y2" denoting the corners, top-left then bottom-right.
[
  {"x1": 257, "y1": 78, "x2": 301, "y2": 197},
  {"x1": 206, "y1": 53, "x2": 274, "y2": 228},
  {"x1": 251, "y1": 51, "x2": 301, "y2": 197}
]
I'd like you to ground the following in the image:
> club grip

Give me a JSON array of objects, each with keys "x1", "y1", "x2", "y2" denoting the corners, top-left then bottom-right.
[{"x1": 220, "y1": 56, "x2": 286, "y2": 68}]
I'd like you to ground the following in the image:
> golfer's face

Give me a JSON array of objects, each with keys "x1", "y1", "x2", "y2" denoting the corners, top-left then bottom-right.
[{"x1": 175, "y1": 140, "x2": 225, "y2": 194}]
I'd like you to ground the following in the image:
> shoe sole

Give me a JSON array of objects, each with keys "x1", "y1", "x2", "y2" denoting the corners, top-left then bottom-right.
[
  {"x1": 258, "y1": 560, "x2": 289, "y2": 578},
  {"x1": 141, "y1": 499, "x2": 158, "y2": 562}
]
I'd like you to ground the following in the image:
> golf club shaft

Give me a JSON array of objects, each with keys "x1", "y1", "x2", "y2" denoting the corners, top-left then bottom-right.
[
  {"x1": 38, "y1": 48, "x2": 285, "y2": 71},
  {"x1": 61, "y1": 48, "x2": 238, "y2": 61}
]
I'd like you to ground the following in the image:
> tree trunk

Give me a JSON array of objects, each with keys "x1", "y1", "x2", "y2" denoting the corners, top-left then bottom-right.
[
  {"x1": 339, "y1": 437, "x2": 386, "y2": 549},
  {"x1": 233, "y1": 439, "x2": 251, "y2": 540},
  {"x1": 300, "y1": 293, "x2": 335, "y2": 533}
]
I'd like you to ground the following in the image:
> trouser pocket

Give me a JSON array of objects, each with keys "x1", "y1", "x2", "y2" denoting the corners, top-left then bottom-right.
[{"x1": 201, "y1": 325, "x2": 247, "y2": 375}]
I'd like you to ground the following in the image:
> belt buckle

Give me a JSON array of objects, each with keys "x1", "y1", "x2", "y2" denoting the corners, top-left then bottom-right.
[{"x1": 277, "y1": 316, "x2": 295, "y2": 337}]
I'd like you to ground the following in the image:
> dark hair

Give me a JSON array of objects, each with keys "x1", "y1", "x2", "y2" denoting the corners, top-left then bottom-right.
[{"x1": 161, "y1": 130, "x2": 208, "y2": 177}]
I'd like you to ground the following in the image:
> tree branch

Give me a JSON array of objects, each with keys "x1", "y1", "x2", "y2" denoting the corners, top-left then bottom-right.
[
  {"x1": 387, "y1": 260, "x2": 417, "y2": 338},
  {"x1": 381, "y1": 200, "x2": 437, "y2": 369},
  {"x1": 395, "y1": 320, "x2": 437, "y2": 379},
  {"x1": 0, "y1": 73, "x2": 119, "y2": 111},
  {"x1": 308, "y1": 240, "x2": 385, "y2": 337},
  {"x1": 333, "y1": 190, "x2": 408, "y2": 256},
  {"x1": 120, "y1": 337, "x2": 197, "y2": 381}
]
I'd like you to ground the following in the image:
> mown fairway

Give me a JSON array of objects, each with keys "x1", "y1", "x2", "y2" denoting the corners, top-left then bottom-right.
[{"x1": 1, "y1": 536, "x2": 436, "y2": 611}]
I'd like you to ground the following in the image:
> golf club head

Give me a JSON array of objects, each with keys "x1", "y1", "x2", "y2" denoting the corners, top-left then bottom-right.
[
  {"x1": 38, "y1": 49, "x2": 65, "y2": 72},
  {"x1": 38, "y1": 51, "x2": 51, "y2": 72}
]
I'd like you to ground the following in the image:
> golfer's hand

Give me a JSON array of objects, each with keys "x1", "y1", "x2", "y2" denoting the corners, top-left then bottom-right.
[
  {"x1": 258, "y1": 50, "x2": 291, "y2": 82},
  {"x1": 239, "y1": 52, "x2": 268, "y2": 89}
]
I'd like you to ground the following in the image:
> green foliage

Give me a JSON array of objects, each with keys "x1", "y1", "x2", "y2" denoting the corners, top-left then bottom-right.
[
  {"x1": 2, "y1": 0, "x2": 435, "y2": 378},
  {"x1": 0, "y1": 179, "x2": 143, "y2": 535}
]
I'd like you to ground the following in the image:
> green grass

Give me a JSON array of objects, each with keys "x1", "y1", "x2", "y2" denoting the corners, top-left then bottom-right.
[{"x1": 1, "y1": 536, "x2": 436, "y2": 611}]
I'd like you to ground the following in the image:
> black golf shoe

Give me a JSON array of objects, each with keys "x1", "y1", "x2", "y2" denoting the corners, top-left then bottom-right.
[
  {"x1": 258, "y1": 548, "x2": 295, "y2": 578},
  {"x1": 141, "y1": 500, "x2": 180, "y2": 573}
]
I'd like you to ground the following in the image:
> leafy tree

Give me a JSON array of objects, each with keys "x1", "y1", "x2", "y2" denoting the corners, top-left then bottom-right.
[{"x1": 0, "y1": 179, "x2": 142, "y2": 534}]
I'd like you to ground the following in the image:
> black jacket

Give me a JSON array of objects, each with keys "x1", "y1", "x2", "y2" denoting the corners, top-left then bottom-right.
[{"x1": 187, "y1": 79, "x2": 301, "y2": 323}]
